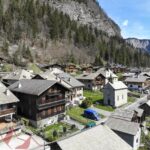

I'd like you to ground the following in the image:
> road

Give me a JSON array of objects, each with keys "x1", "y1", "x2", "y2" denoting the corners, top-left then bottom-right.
[
  {"x1": 89, "y1": 107, "x2": 112, "y2": 117},
  {"x1": 124, "y1": 95, "x2": 148, "y2": 110}
]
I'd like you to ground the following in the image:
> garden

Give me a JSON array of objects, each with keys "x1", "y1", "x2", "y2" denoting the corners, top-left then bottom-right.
[{"x1": 83, "y1": 90, "x2": 115, "y2": 112}]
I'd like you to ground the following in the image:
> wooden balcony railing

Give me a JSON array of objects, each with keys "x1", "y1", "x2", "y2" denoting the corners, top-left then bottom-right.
[
  {"x1": 37, "y1": 99, "x2": 66, "y2": 110},
  {"x1": 37, "y1": 110, "x2": 65, "y2": 120},
  {"x1": 0, "y1": 108, "x2": 16, "y2": 117}
]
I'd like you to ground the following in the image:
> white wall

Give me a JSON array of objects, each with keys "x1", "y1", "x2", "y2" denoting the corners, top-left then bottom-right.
[
  {"x1": 114, "y1": 89, "x2": 128, "y2": 107},
  {"x1": 104, "y1": 84, "x2": 127, "y2": 107},
  {"x1": 133, "y1": 127, "x2": 141, "y2": 150}
]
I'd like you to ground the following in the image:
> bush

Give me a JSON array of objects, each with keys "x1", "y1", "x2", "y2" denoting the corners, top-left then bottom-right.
[
  {"x1": 80, "y1": 99, "x2": 92, "y2": 108},
  {"x1": 53, "y1": 130, "x2": 58, "y2": 138},
  {"x1": 63, "y1": 126, "x2": 67, "y2": 133},
  {"x1": 71, "y1": 124, "x2": 76, "y2": 130}
]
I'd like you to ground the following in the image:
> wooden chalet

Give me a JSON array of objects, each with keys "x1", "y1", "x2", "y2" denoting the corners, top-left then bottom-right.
[{"x1": 9, "y1": 79, "x2": 70, "y2": 127}]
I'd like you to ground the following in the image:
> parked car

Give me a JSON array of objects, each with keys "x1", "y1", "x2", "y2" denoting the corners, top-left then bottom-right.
[
  {"x1": 85, "y1": 122, "x2": 96, "y2": 128},
  {"x1": 84, "y1": 109, "x2": 100, "y2": 121}
]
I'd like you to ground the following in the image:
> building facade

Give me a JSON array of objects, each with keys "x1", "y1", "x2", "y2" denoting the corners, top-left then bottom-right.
[{"x1": 9, "y1": 80, "x2": 69, "y2": 127}]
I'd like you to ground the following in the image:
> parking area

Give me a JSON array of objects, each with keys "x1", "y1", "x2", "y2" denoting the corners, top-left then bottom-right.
[{"x1": 0, "y1": 132, "x2": 47, "y2": 150}]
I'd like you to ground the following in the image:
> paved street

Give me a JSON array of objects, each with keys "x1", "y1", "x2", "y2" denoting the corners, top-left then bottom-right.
[{"x1": 89, "y1": 107, "x2": 112, "y2": 117}]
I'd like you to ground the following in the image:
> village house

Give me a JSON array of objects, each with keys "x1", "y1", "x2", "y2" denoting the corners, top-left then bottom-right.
[
  {"x1": 40, "y1": 63, "x2": 65, "y2": 71},
  {"x1": 110, "y1": 64, "x2": 127, "y2": 73},
  {"x1": 106, "y1": 109, "x2": 142, "y2": 150},
  {"x1": 106, "y1": 117, "x2": 141, "y2": 150},
  {"x1": 33, "y1": 68, "x2": 84, "y2": 106},
  {"x1": 9, "y1": 79, "x2": 70, "y2": 127},
  {"x1": 77, "y1": 68, "x2": 118, "y2": 90},
  {"x1": 65, "y1": 63, "x2": 80, "y2": 74},
  {"x1": 2, "y1": 69, "x2": 34, "y2": 86},
  {"x1": 122, "y1": 72, "x2": 135, "y2": 81},
  {"x1": 125, "y1": 76, "x2": 150, "y2": 90},
  {"x1": 81, "y1": 64, "x2": 93, "y2": 73},
  {"x1": 103, "y1": 80, "x2": 128, "y2": 107},
  {"x1": 140, "y1": 101, "x2": 150, "y2": 117},
  {"x1": 50, "y1": 124, "x2": 132, "y2": 150},
  {"x1": 0, "y1": 82, "x2": 20, "y2": 136}
]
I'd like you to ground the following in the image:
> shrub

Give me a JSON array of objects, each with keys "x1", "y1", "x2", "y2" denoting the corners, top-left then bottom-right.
[{"x1": 80, "y1": 99, "x2": 92, "y2": 108}]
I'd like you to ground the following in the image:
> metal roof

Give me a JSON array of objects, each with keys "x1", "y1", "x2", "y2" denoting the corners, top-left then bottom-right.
[
  {"x1": 106, "y1": 117, "x2": 140, "y2": 135},
  {"x1": 8, "y1": 79, "x2": 68, "y2": 96},
  {"x1": 105, "y1": 81, "x2": 127, "y2": 90},
  {"x1": 77, "y1": 68, "x2": 117, "y2": 80},
  {"x1": 0, "y1": 82, "x2": 19, "y2": 105},
  {"x1": 57, "y1": 125, "x2": 132, "y2": 150},
  {"x1": 125, "y1": 76, "x2": 149, "y2": 83},
  {"x1": 2, "y1": 69, "x2": 34, "y2": 80}
]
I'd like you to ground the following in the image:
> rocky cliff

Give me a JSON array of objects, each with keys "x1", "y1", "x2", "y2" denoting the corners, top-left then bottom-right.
[
  {"x1": 46, "y1": 0, "x2": 121, "y2": 37},
  {"x1": 126, "y1": 38, "x2": 150, "y2": 52}
]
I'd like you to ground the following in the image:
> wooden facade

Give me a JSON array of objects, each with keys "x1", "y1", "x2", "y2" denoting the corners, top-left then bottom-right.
[
  {"x1": 0, "y1": 103, "x2": 16, "y2": 118},
  {"x1": 13, "y1": 84, "x2": 66, "y2": 122}
]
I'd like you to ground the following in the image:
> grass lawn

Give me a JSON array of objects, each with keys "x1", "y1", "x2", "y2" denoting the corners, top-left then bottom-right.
[
  {"x1": 83, "y1": 90, "x2": 115, "y2": 112},
  {"x1": 26, "y1": 122, "x2": 78, "y2": 142},
  {"x1": 67, "y1": 107, "x2": 93, "y2": 125},
  {"x1": 128, "y1": 96, "x2": 136, "y2": 103},
  {"x1": 44, "y1": 122, "x2": 77, "y2": 142},
  {"x1": 27, "y1": 63, "x2": 42, "y2": 74}
]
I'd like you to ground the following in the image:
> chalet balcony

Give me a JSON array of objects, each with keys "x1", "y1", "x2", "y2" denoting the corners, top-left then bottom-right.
[
  {"x1": 37, "y1": 99, "x2": 66, "y2": 110},
  {"x1": 0, "y1": 108, "x2": 16, "y2": 117},
  {"x1": 46, "y1": 92, "x2": 62, "y2": 97},
  {"x1": 37, "y1": 109, "x2": 65, "y2": 120}
]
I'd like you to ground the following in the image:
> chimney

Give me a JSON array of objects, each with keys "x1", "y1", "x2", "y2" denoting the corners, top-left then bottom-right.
[
  {"x1": 4, "y1": 89, "x2": 10, "y2": 96},
  {"x1": 68, "y1": 78, "x2": 71, "y2": 82}
]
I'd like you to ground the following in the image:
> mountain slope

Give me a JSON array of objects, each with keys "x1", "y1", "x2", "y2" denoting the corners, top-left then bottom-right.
[
  {"x1": 126, "y1": 38, "x2": 150, "y2": 52},
  {"x1": 46, "y1": 0, "x2": 121, "y2": 37},
  {"x1": 0, "y1": 0, "x2": 150, "y2": 67}
]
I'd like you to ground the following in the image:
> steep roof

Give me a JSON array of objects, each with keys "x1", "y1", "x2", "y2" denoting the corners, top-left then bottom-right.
[
  {"x1": 2, "y1": 69, "x2": 34, "y2": 80},
  {"x1": 111, "y1": 109, "x2": 134, "y2": 121},
  {"x1": 0, "y1": 82, "x2": 19, "y2": 105},
  {"x1": 9, "y1": 79, "x2": 69, "y2": 96},
  {"x1": 106, "y1": 117, "x2": 140, "y2": 136},
  {"x1": 56, "y1": 72, "x2": 84, "y2": 88},
  {"x1": 125, "y1": 76, "x2": 149, "y2": 83},
  {"x1": 57, "y1": 125, "x2": 132, "y2": 150},
  {"x1": 106, "y1": 81, "x2": 127, "y2": 90},
  {"x1": 77, "y1": 68, "x2": 117, "y2": 80},
  {"x1": 42, "y1": 69, "x2": 84, "y2": 88}
]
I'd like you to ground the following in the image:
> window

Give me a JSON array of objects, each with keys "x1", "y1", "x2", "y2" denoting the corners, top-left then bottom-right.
[
  {"x1": 122, "y1": 95, "x2": 124, "y2": 99},
  {"x1": 136, "y1": 138, "x2": 138, "y2": 143},
  {"x1": 48, "y1": 109, "x2": 52, "y2": 115},
  {"x1": 53, "y1": 107, "x2": 57, "y2": 113}
]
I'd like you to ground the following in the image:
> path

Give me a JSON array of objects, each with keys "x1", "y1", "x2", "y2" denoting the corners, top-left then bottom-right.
[{"x1": 63, "y1": 119, "x2": 84, "y2": 130}]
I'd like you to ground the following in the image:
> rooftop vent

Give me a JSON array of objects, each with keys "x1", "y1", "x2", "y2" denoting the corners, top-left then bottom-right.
[{"x1": 18, "y1": 82, "x2": 22, "y2": 88}]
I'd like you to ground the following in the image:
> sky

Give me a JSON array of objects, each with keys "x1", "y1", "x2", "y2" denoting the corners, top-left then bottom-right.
[{"x1": 97, "y1": 0, "x2": 150, "y2": 39}]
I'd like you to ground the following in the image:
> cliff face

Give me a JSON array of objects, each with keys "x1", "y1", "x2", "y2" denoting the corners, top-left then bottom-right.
[
  {"x1": 126, "y1": 38, "x2": 150, "y2": 52},
  {"x1": 46, "y1": 0, "x2": 121, "y2": 37}
]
